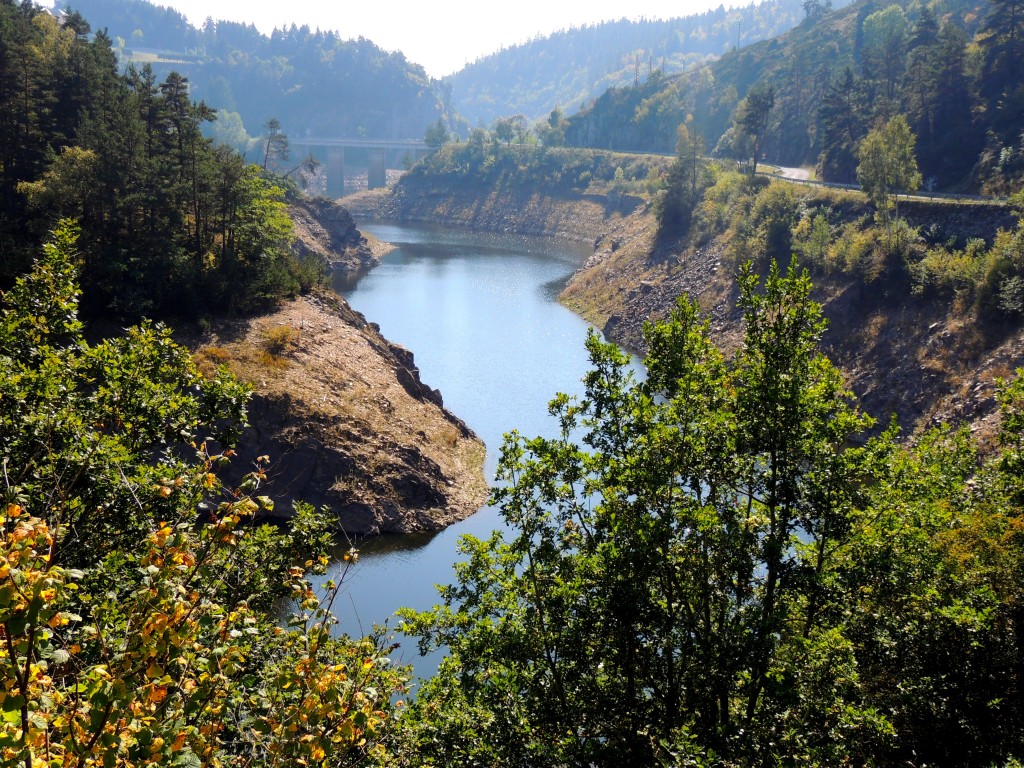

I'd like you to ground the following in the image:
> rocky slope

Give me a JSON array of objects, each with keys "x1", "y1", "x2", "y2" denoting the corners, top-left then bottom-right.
[
  {"x1": 560, "y1": 196, "x2": 1024, "y2": 446},
  {"x1": 288, "y1": 196, "x2": 380, "y2": 271},
  {"x1": 342, "y1": 183, "x2": 632, "y2": 244},
  {"x1": 187, "y1": 197, "x2": 488, "y2": 535}
]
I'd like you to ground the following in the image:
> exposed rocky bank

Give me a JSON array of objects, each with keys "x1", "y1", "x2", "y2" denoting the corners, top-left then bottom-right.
[
  {"x1": 343, "y1": 182, "x2": 635, "y2": 244},
  {"x1": 288, "y1": 196, "x2": 381, "y2": 271},
  {"x1": 187, "y1": 197, "x2": 488, "y2": 535},
  {"x1": 560, "y1": 196, "x2": 1024, "y2": 446}
]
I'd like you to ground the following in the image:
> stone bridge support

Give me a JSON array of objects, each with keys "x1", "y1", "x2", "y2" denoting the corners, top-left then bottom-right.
[
  {"x1": 368, "y1": 147, "x2": 387, "y2": 190},
  {"x1": 327, "y1": 146, "x2": 345, "y2": 199}
]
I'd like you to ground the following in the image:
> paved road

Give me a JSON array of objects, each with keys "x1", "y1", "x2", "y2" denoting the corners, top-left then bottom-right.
[
  {"x1": 758, "y1": 165, "x2": 1005, "y2": 204},
  {"x1": 772, "y1": 165, "x2": 811, "y2": 181}
]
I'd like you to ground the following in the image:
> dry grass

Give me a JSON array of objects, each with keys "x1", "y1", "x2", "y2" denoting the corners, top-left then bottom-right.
[
  {"x1": 263, "y1": 324, "x2": 299, "y2": 354},
  {"x1": 195, "y1": 345, "x2": 233, "y2": 377},
  {"x1": 255, "y1": 350, "x2": 291, "y2": 371}
]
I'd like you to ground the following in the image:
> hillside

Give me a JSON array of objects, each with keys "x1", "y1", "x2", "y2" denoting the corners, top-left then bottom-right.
[
  {"x1": 55, "y1": 0, "x2": 459, "y2": 147},
  {"x1": 561, "y1": 191, "x2": 1022, "y2": 444},
  {"x1": 182, "y1": 198, "x2": 488, "y2": 535},
  {"x1": 561, "y1": 0, "x2": 1017, "y2": 193},
  {"x1": 187, "y1": 287, "x2": 488, "y2": 535},
  {"x1": 446, "y1": 0, "x2": 855, "y2": 127},
  {"x1": 343, "y1": 142, "x2": 670, "y2": 239}
]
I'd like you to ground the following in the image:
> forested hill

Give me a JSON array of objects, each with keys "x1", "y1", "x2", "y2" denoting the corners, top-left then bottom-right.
[
  {"x1": 562, "y1": 0, "x2": 1018, "y2": 193},
  {"x1": 447, "y1": 0, "x2": 854, "y2": 127},
  {"x1": 55, "y1": 0, "x2": 459, "y2": 146},
  {"x1": 0, "y1": 2, "x2": 327, "y2": 319}
]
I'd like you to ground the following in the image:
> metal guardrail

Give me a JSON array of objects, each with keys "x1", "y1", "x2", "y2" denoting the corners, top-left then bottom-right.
[{"x1": 758, "y1": 169, "x2": 1010, "y2": 205}]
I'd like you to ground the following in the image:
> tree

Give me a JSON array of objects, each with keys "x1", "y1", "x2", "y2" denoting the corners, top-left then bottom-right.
[
  {"x1": 801, "y1": 0, "x2": 832, "y2": 22},
  {"x1": 424, "y1": 117, "x2": 450, "y2": 150},
  {"x1": 860, "y1": 5, "x2": 908, "y2": 112},
  {"x1": 816, "y1": 67, "x2": 865, "y2": 183},
  {"x1": 856, "y1": 114, "x2": 922, "y2": 228},
  {"x1": 493, "y1": 114, "x2": 529, "y2": 146},
  {"x1": 656, "y1": 125, "x2": 709, "y2": 239},
  {"x1": 399, "y1": 261, "x2": 886, "y2": 767},
  {"x1": 261, "y1": 116, "x2": 289, "y2": 171},
  {"x1": 534, "y1": 106, "x2": 567, "y2": 147},
  {"x1": 736, "y1": 83, "x2": 775, "y2": 175},
  {"x1": 979, "y1": 0, "x2": 1024, "y2": 140}
]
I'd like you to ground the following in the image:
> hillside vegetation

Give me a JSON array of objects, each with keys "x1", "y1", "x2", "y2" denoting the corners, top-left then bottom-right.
[
  {"x1": 55, "y1": 0, "x2": 459, "y2": 146},
  {"x1": 344, "y1": 141, "x2": 670, "y2": 238},
  {"x1": 446, "y1": 0, "x2": 854, "y2": 126},
  {"x1": 561, "y1": 0, "x2": 1019, "y2": 193},
  {"x1": 0, "y1": 2, "x2": 327, "y2": 320}
]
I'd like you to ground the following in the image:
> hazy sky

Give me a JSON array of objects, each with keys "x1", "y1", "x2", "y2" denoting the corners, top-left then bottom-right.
[{"x1": 147, "y1": 1, "x2": 743, "y2": 78}]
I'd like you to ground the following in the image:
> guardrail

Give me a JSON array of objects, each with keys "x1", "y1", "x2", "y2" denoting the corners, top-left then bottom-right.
[{"x1": 758, "y1": 169, "x2": 1010, "y2": 205}]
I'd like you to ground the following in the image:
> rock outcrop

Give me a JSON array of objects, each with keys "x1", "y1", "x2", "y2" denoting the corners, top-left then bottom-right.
[
  {"x1": 289, "y1": 196, "x2": 379, "y2": 271},
  {"x1": 343, "y1": 184, "x2": 623, "y2": 244}
]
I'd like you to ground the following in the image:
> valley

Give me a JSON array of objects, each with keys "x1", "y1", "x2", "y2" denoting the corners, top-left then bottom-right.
[{"x1": 4, "y1": 0, "x2": 1024, "y2": 764}]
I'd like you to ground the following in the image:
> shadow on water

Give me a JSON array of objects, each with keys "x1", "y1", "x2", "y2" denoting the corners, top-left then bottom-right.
[
  {"x1": 540, "y1": 273, "x2": 574, "y2": 302},
  {"x1": 331, "y1": 266, "x2": 370, "y2": 294},
  {"x1": 344, "y1": 528, "x2": 442, "y2": 559}
]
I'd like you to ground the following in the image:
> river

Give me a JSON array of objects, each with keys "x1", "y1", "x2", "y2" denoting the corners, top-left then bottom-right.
[{"x1": 321, "y1": 221, "x2": 607, "y2": 678}]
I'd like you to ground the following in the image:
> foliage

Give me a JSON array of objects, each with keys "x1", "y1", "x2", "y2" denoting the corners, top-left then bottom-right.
[
  {"x1": 396, "y1": 259, "x2": 1024, "y2": 766},
  {"x1": 855, "y1": 115, "x2": 922, "y2": 226},
  {"x1": 407, "y1": 142, "x2": 668, "y2": 200},
  {"x1": 423, "y1": 118, "x2": 450, "y2": 150},
  {"x1": 0, "y1": 226, "x2": 409, "y2": 767},
  {"x1": 735, "y1": 83, "x2": 776, "y2": 174},
  {"x1": 656, "y1": 127, "x2": 713, "y2": 239},
  {"x1": 0, "y1": 1, "x2": 326, "y2": 320},
  {"x1": 398, "y1": 263, "x2": 888, "y2": 766},
  {"x1": 560, "y1": 0, "x2": 998, "y2": 192}
]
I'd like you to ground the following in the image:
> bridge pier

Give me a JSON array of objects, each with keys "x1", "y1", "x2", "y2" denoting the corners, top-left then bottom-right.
[
  {"x1": 288, "y1": 138, "x2": 426, "y2": 197},
  {"x1": 368, "y1": 147, "x2": 387, "y2": 190},
  {"x1": 327, "y1": 146, "x2": 345, "y2": 199}
]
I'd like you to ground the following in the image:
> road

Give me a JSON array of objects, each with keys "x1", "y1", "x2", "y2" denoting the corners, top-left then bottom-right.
[{"x1": 770, "y1": 165, "x2": 812, "y2": 181}]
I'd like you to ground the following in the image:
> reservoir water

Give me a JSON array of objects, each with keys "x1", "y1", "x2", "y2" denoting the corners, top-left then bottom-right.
[{"x1": 322, "y1": 221, "x2": 601, "y2": 677}]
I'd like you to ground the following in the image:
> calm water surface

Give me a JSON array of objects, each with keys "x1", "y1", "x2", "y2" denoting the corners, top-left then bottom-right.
[{"x1": 321, "y1": 222, "x2": 604, "y2": 677}]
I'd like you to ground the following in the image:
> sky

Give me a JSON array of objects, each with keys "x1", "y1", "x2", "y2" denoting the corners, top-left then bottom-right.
[{"x1": 143, "y1": 0, "x2": 742, "y2": 78}]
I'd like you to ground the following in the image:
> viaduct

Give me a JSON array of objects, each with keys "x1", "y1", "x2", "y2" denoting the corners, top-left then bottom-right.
[{"x1": 289, "y1": 137, "x2": 429, "y2": 197}]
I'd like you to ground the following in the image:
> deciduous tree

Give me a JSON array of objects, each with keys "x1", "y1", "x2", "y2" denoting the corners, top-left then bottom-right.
[{"x1": 856, "y1": 114, "x2": 921, "y2": 227}]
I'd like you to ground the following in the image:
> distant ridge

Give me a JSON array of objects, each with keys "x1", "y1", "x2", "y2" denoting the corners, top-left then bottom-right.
[
  {"x1": 445, "y1": 0, "x2": 855, "y2": 127},
  {"x1": 55, "y1": 0, "x2": 460, "y2": 144}
]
